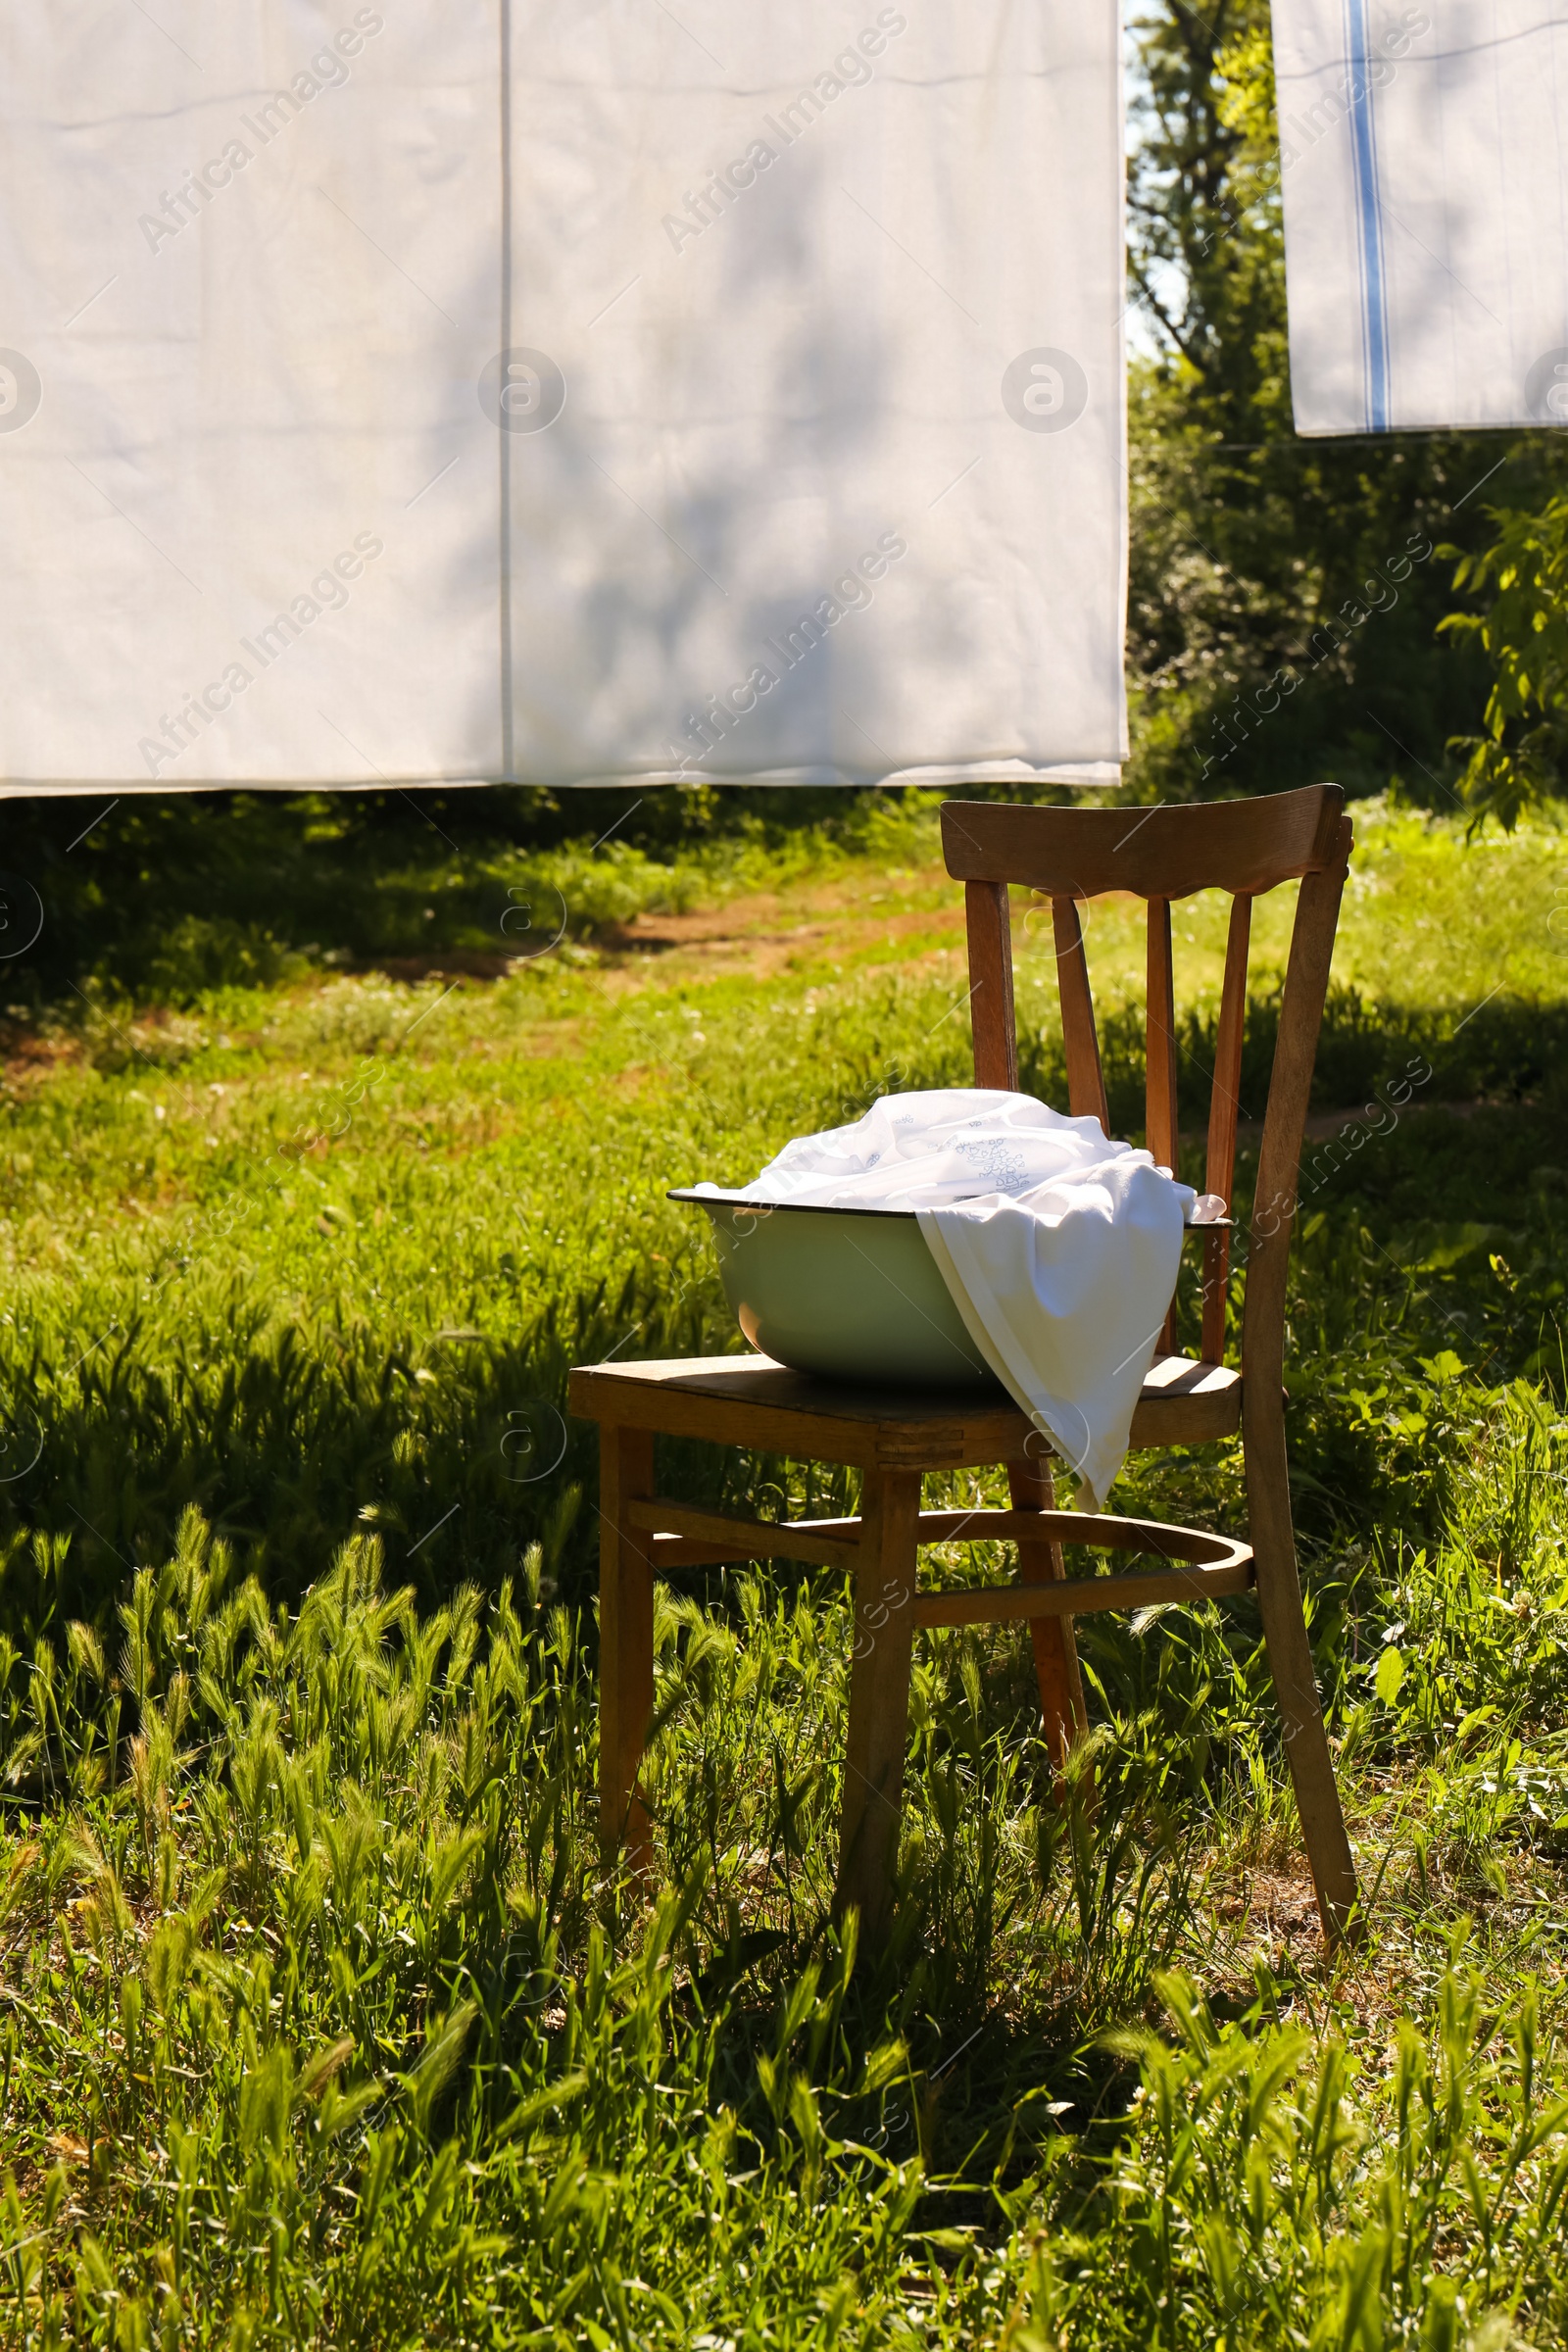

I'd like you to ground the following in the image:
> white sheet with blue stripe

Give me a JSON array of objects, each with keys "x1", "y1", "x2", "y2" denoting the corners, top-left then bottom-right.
[{"x1": 1273, "y1": 1, "x2": 1568, "y2": 434}]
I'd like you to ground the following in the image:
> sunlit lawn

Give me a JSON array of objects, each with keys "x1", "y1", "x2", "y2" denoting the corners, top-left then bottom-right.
[{"x1": 1, "y1": 794, "x2": 1567, "y2": 2344}]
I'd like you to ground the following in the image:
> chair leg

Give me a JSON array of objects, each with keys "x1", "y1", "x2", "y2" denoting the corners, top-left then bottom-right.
[
  {"x1": 1008, "y1": 1455, "x2": 1088, "y2": 1781},
  {"x1": 1246, "y1": 1415, "x2": 1359, "y2": 1947},
  {"x1": 598, "y1": 1422, "x2": 657, "y2": 1883},
  {"x1": 836, "y1": 1467, "x2": 921, "y2": 1939}
]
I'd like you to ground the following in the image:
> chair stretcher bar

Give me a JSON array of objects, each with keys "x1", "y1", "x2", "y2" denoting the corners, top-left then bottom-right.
[{"x1": 625, "y1": 1497, "x2": 1253, "y2": 1610}]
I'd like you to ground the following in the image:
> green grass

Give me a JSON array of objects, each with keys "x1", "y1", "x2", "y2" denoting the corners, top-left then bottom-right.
[{"x1": 2, "y1": 793, "x2": 1568, "y2": 2345}]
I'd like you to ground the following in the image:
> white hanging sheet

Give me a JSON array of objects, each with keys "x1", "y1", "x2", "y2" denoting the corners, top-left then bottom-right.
[
  {"x1": 697, "y1": 1088, "x2": 1215, "y2": 1508},
  {"x1": 1272, "y1": 0, "x2": 1568, "y2": 434},
  {"x1": 0, "y1": 2, "x2": 1127, "y2": 792},
  {"x1": 0, "y1": 3, "x2": 503, "y2": 792}
]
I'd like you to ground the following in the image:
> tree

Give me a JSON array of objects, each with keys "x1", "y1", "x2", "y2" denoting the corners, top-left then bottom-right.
[
  {"x1": 1441, "y1": 496, "x2": 1568, "y2": 828},
  {"x1": 1125, "y1": 2, "x2": 1565, "y2": 806}
]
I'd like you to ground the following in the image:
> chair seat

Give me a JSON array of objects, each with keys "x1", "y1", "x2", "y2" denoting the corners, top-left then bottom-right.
[
  {"x1": 567, "y1": 1349, "x2": 1242, "y2": 1473},
  {"x1": 1133, "y1": 1350, "x2": 1243, "y2": 1443}
]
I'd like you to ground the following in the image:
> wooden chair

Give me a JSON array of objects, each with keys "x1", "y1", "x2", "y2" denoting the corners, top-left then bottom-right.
[{"x1": 568, "y1": 784, "x2": 1360, "y2": 1947}]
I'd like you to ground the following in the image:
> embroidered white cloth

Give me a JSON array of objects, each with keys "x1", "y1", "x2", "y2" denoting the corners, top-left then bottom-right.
[
  {"x1": 1273, "y1": 2, "x2": 1568, "y2": 433},
  {"x1": 0, "y1": 1, "x2": 1127, "y2": 792},
  {"x1": 698, "y1": 1089, "x2": 1216, "y2": 1507}
]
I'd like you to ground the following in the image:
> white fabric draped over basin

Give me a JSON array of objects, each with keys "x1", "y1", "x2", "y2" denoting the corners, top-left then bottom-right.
[
  {"x1": 696, "y1": 1088, "x2": 1221, "y2": 1508},
  {"x1": 0, "y1": 1, "x2": 1128, "y2": 791}
]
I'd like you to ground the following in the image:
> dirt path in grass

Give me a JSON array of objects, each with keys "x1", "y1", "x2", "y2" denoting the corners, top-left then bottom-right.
[
  {"x1": 376, "y1": 868, "x2": 1149, "y2": 992},
  {"x1": 598, "y1": 894, "x2": 967, "y2": 981},
  {"x1": 364, "y1": 864, "x2": 974, "y2": 993}
]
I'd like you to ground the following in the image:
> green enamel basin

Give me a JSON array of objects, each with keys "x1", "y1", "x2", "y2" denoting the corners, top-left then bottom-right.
[
  {"x1": 672, "y1": 1189, "x2": 1224, "y2": 1392},
  {"x1": 670, "y1": 1190, "x2": 999, "y2": 1390}
]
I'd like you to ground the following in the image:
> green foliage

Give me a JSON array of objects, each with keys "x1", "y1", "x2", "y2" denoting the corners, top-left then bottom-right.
[
  {"x1": 1126, "y1": 3, "x2": 1567, "y2": 806},
  {"x1": 0, "y1": 796, "x2": 1565, "y2": 1622},
  {"x1": 1130, "y1": 0, "x2": 1284, "y2": 399},
  {"x1": 0, "y1": 1440, "x2": 1566, "y2": 2342},
  {"x1": 0, "y1": 1511, "x2": 1225, "y2": 2343},
  {"x1": 0, "y1": 805, "x2": 1566, "y2": 2342},
  {"x1": 1443, "y1": 495, "x2": 1568, "y2": 828},
  {"x1": 1, "y1": 1418, "x2": 1567, "y2": 2346},
  {"x1": 0, "y1": 786, "x2": 952, "y2": 1019},
  {"x1": 1071, "y1": 1960, "x2": 1568, "y2": 2346}
]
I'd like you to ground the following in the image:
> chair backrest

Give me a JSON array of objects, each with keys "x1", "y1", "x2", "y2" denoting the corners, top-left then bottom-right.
[{"x1": 940, "y1": 786, "x2": 1352, "y2": 1376}]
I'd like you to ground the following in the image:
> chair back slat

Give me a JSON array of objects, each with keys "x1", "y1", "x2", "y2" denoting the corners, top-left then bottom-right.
[
  {"x1": 964, "y1": 880, "x2": 1019, "y2": 1090},
  {"x1": 1051, "y1": 896, "x2": 1109, "y2": 1130},
  {"x1": 1145, "y1": 900, "x2": 1178, "y2": 1173},
  {"x1": 1145, "y1": 899, "x2": 1180, "y2": 1356},
  {"x1": 1204, "y1": 893, "x2": 1253, "y2": 1203},
  {"x1": 1200, "y1": 893, "x2": 1253, "y2": 1360},
  {"x1": 1245, "y1": 818, "x2": 1352, "y2": 1391},
  {"x1": 944, "y1": 785, "x2": 1350, "y2": 1374},
  {"x1": 942, "y1": 786, "x2": 1345, "y2": 901}
]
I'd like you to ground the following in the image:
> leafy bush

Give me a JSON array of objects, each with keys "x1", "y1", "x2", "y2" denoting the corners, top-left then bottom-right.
[{"x1": 1444, "y1": 495, "x2": 1568, "y2": 829}]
